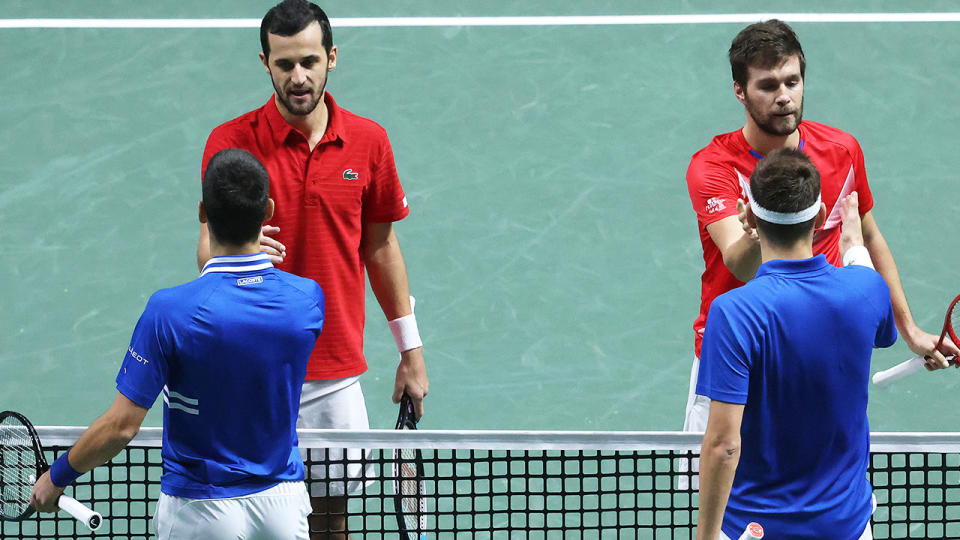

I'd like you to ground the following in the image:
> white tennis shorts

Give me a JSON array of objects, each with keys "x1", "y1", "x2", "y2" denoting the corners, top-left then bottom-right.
[
  {"x1": 297, "y1": 378, "x2": 374, "y2": 497},
  {"x1": 683, "y1": 354, "x2": 710, "y2": 432},
  {"x1": 154, "y1": 481, "x2": 310, "y2": 540}
]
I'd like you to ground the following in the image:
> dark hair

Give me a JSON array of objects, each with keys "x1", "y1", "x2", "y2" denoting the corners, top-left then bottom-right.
[
  {"x1": 261, "y1": 0, "x2": 332, "y2": 57},
  {"x1": 203, "y1": 149, "x2": 270, "y2": 247},
  {"x1": 749, "y1": 148, "x2": 821, "y2": 247},
  {"x1": 729, "y1": 19, "x2": 806, "y2": 88}
]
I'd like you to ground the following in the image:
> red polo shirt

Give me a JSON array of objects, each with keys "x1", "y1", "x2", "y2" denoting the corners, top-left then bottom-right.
[{"x1": 202, "y1": 93, "x2": 410, "y2": 379}]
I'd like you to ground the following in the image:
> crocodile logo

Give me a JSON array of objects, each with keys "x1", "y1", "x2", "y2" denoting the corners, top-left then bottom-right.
[{"x1": 343, "y1": 169, "x2": 359, "y2": 181}]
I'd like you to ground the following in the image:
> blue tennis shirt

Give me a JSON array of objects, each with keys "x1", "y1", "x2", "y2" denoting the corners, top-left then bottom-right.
[
  {"x1": 116, "y1": 253, "x2": 324, "y2": 498},
  {"x1": 697, "y1": 255, "x2": 897, "y2": 539}
]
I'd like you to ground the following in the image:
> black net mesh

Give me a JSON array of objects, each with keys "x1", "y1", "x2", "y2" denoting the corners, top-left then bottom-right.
[{"x1": 3, "y1": 432, "x2": 959, "y2": 538}]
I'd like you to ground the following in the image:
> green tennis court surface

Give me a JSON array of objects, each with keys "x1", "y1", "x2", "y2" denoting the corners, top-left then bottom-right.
[{"x1": 1, "y1": 1, "x2": 958, "y2": 433}]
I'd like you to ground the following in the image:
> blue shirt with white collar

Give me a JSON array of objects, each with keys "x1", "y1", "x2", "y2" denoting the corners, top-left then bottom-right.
[
  {"x1": 116, "y1": 253, "x2": 324, "y2": 498},
  {"x1": 697, "y1": 255, "x2": 897, "y2": 540}
]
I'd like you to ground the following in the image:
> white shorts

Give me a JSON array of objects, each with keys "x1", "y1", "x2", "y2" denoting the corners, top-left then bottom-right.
[
  {"x1": 678, "y1": 355, "x2": 708, "y2": 490},
  {"x1": 683, "y1": 354, "x2": 710, "y2": 432},
  {"x1": 154, "y1": 481, "x2": 310, "y2": 540},
  {"x1": 297, "y1": 378, "x2": 374, "y2": 497}
]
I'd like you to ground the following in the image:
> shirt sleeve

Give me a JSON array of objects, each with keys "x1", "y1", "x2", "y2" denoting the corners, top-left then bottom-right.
[
  {"x1": 697, "y1": 298, "x2": 753, "y2": 405},
  {"x1": 686, "y1": 154, "x2": 743, "y2": 228},
  {"x1": 115, "y1": 295, "x2": 172, "y2": 409},
  {"x1": 362, "y1": 131, "x2": 410, "y2": 223},
  {"x1": 872, "y1": 276, "x2": 898, "y2": 348},
  {"x1": 849, "y1": 137, "x2": 875, "y2": 216}
]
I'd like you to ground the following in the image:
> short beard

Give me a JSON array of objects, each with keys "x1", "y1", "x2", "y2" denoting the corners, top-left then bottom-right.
[
  {"x1": 747, "y1": 95, "x2": 804, "y2": 137},
  {"x1": 273, "y1": 78, "x2": 326, "y2": 116}
]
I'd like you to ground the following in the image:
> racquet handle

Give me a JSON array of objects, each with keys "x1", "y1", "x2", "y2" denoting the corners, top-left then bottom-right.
[
  {"x1": 58, "y1": 495, "x2": 102, "y2": 531},
  {"x1": 872, "y1": 356, "x2": 926, "y2": 387}
]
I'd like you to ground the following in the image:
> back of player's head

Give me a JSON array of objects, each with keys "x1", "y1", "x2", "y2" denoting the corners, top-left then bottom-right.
[
  {"x1": 750, "y1": 148, "x2": 821, "y2": 247},
  {"x1": 203, "y1": 149, "x2": 270, "y2": 247},
  {"x1": 729, "y1": 19, "x2": 806, "y2": 88},
  {"x1": 261, "y1": 0, "x2": 333, "y2": 57}
]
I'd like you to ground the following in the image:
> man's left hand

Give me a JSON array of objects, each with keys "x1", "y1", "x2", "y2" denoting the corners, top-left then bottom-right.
[
  {"x1": 903, "y1": 326, "x2": 959, "y2": 370},
  {"x1": 394, "y1": 348, "x2": 428, "y2": 420}
]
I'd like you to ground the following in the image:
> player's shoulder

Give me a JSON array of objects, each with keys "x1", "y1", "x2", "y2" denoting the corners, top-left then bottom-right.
[
  {"x1": 207, "y1": 103, "x2": 268, "y2": 143},
  {"x1": 272, "y1": 269, "x2": 325, "y2": 308},
  {"x1": 332, "y1": 100, "x2": 388, "y2": 133},
  {"x1": 837, "y1": 264, "x2": 889, "y2": 292},
  {"x1": 687, "y1": 129, "x2": 746, "y2": 178},
  {"x1": 802, "y1": 120, "x2": 862, "y2": 152}
]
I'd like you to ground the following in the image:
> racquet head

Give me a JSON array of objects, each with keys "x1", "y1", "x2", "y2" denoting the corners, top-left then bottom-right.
[
  {"x1": 944, "y1": 294, "x2": 960, "y2": 352},
  {"x1": 0, "y1": 411, "x2": 45, "y2": 521}
]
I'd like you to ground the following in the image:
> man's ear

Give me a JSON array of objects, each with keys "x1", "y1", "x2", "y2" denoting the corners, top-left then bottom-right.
[
  {"x1": 259, "y1": 51, "x2": 270, "y2": 75},
  {"x1": 198, "y1": 201, "x2": 207, "y2": 224},
  {"x1": 814, "y1": 202, "x2": 827, "y2": 229},
  {"x1": 745, "y1": 203, "x2": 757, "y2": 229},
  {"x1": 265, "y1": 198, "x2": 275, "y2": 221},
  {"x1": 734, "y1": 81, "x2": 747, "y2": 106}
]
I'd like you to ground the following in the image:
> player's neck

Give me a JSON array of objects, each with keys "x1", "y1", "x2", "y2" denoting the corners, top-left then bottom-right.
[
  {"x1": 276, "y1": 95, "x2": 330, "y2": 149},
  {"x1": 208, "y1": 237, "x2": 263, "y2": 259},
  {"x1": 741, "y1": 124, "x2": 801, "y2": 157},
  {"x1": 759, "y1": 238, "x2": 814, "y2": 264}
]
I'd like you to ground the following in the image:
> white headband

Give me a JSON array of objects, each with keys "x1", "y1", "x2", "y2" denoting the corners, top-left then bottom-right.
[{"x1": 751, "y1": 195, "x2": 822, "y2": 225}]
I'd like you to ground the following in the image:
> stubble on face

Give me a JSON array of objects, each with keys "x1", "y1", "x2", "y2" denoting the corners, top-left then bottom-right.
[
  {"x1": 744, "y1": 90, "x2": 803, "y2": 137},
  {"x1": 272, "y1": 74, "x2": 326, "y2": 116}
]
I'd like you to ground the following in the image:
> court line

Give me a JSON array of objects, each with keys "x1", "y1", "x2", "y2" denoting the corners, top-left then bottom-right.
[{"x1": 2, "y1": 13, "x2": 960, "y2": 29}]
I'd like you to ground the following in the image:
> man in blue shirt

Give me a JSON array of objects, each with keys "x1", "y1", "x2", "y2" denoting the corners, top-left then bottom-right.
[
  {"x1": 695, "y1": 149, "x2": 910, "y2": 540},
  {"x1": 31, "y1": 148, "x2": 324, "y2": 539}
]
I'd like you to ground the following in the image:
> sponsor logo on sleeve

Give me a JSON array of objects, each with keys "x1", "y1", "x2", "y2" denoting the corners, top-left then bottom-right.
[
  {"x1": 128, "y1": 346, "x2": 149, "y2": 365},
  {"x1": 237, "y1": 276, "x2": 264, "y2": 286},
  {"x1": 705, "y1": 197, "x2": 726, "y2": 214}
]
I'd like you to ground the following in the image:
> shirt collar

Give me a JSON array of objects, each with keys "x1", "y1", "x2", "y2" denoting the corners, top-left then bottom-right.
[
  {"x1": 264, "y1": 91, "x2": 345, "y2": 147},
  {"x1": 200, "y1": 253, "x2": 274, "y2": 277},
  {"x1": 755, "y1": 254, "x2": 830, "y2": 279}
]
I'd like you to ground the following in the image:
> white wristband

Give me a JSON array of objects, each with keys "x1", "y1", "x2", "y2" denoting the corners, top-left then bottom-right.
[
  {"x1": 389, "y1": 313, "x2": 422, "y2": 353},
  {"x1": 842, "y1": 245, "x2": 874, "y2": 269}
]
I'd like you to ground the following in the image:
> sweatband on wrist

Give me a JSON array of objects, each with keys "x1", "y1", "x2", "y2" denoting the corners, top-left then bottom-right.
[
  {"x1": 49, "y1": 452, "x2": 82, "y2": 488},
  {"x1": 389, "y1": 314, "x2": 422, "y2": 353},
  {"x1": 842, "y1": 245, "x2": 874, "y2": 269}
]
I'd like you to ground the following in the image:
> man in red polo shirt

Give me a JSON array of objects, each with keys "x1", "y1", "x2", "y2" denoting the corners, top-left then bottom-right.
[
  {"x1": 684, "y1": 19, "x2": 956, "y2": 435},
  {"x1": 196, "y1": 0, "x2": 427, "y2": 536}
]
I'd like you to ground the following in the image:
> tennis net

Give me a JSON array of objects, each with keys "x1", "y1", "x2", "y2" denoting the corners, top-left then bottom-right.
[{"x1": 3, "y1": 428, "x2": 959, "y2": 538}]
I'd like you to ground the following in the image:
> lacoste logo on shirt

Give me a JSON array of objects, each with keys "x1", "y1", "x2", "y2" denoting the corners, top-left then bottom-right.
[
  {"x1": 343, "y1": 168, "x2": 359, "y2": 181},
  {"x1": 237, "y1": 276, "x2": 264, "y2": 286},
  {"x1": 705, "y1": 197, "x2": 727, "y2": 214}
]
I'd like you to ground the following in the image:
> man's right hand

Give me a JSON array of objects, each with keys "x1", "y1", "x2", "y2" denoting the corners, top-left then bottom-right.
[
  {"x1": 838, "y1": 192, "x2": 863, "y2": 255},
  {"x1": 260, "y1": 225, "x2": 286, "y2": 264}
]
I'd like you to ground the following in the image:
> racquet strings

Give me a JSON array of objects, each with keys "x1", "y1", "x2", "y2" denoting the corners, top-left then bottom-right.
[
  {"x1": 0, "y1": 415, "x2": 37, "y2": 518},
  {"x1": 397, "y1": 448, "x2": 423, "y2": 533}
]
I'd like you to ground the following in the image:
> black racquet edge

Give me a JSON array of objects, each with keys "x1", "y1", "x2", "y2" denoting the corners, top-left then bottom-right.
[
  {"x1": 392, "y1": 394, "x2": 426, "y2": 539},
  {"x1": 0, "y1": 411, "x2": 102, "y2": 530}
]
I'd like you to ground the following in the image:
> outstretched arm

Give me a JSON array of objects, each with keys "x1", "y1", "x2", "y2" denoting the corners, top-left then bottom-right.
[
  {"x1": 705, "y1": 200, "x2": 762, "y2": 282},
  {"x1": 362, "y1": 222, "x2": 429, "y2": 418},
  {"x1": 31, "y1": 393, "x2": 148, "y2": 512},
  {"x1": 861, "y1": 212, "x2": 959, "y2": 369}
]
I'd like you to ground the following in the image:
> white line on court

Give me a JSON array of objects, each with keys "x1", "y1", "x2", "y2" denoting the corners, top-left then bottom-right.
[{"x1": 2, "y1": 13, "x2": 960, "y2": 29}]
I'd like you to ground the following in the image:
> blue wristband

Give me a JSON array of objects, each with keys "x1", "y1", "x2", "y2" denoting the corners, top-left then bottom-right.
[{"x1": 49, "y1": 452, "x2": 82, "y2": 488}]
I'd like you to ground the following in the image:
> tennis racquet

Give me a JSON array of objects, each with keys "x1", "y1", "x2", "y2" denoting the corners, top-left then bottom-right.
[
  {"x1": 0, "y1": 411, "x2": 102, "y2": 530},
  {"x1": 392, "y1": 394, "x2": 426, "y2": 540},
  {"x1": 873, "y1": 294, "x2": 960, "y2": 387}
]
